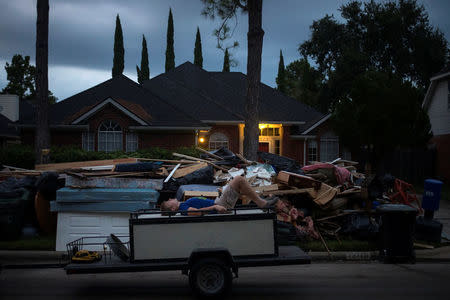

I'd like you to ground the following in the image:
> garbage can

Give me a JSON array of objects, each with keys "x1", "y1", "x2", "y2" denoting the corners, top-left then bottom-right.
[
  {"x1": 376, "y1": 204, "x2": 417, "y2": 263},
  {"x1": 422, "y1": 179, "x2": 443, "y2": 218},
  {"x1": 0, "y1": 189, "x2": 29, "y2": 240}
]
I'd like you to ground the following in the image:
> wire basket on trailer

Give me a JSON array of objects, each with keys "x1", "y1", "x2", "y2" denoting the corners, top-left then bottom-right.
[{"x1": 66, "y1": 234, "x2": 130, "y2": 263}]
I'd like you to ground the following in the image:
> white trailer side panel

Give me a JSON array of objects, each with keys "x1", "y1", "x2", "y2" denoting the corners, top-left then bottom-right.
[{"x1": 132, "y1": 218, "x2": 275, "y2": 260}]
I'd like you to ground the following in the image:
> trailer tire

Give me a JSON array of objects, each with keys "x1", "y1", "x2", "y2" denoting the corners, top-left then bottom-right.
[{"x1": 189, "y1": 257, "x2": 232, "y2": 297}]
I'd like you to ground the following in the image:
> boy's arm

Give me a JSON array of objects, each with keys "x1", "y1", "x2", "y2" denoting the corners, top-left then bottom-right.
[{"x1": 187, "y1": 205, "x2": 227, "y2": 215}]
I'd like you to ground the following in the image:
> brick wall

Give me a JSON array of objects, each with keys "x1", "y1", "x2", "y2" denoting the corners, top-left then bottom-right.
[
  {"x1": 20, "y1": 130, "x2": 82, "y2": 148},
  {"x1": 307, "y1": 122, "x2": 349, "y2": 162},
  {"x1": 139, "y1": 132, "x2": 195, "y2": 149},
  {"x1": 282, "y1": 125, "x2": 304, "y2": 162},
  {"x1": 430, "y1": 134, "x2": 450, "y2": 183}
]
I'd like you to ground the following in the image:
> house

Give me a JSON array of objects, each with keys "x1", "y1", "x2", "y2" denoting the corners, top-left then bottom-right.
[
  {"x1": 423, "y1": 66, "x2": 450, "y2": 182},
  {"x1": 14, "y1": 62, "x2": 349, "y2": 164},
  {"x1": 0, "y1": 94, "x2": 20, "y2": 147}
]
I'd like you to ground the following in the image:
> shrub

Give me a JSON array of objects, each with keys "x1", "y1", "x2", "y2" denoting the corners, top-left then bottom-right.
[
  {"x1": 0, "y1": 144, "x2": 35, "y2": 169},
  {"x1": 0, "y1": 145, "x2": 203, "y2": 169}
]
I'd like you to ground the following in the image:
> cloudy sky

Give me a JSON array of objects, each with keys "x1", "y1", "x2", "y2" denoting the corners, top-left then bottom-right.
[{"x1": 0, "y1": 0, "x2": 449, "y2": 101}]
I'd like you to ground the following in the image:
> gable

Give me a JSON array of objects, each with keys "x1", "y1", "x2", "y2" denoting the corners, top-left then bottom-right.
[
  {"x1": 69, "y1": 98, "x2": 149, "y2": 125},
  {"x1": 428, "y1": 80, "x2": 450, "y2": 136}
]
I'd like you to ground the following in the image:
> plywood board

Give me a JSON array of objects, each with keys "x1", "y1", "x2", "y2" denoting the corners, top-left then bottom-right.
[
  {"x1": 35, "y1": 158, "x2": 137, "y2": 171},
  {"x1": 173, "y1": 162, "x2": 208, "y2": 178},
  {"x1": 311, "y1": 183, "x2": 338, "y2": 206}
]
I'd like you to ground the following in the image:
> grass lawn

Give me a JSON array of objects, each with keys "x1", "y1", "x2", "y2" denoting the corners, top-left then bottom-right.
[
  {"x1": 0, "y1": 235, "x2": 56, "y2": 251},
  {"x1": 298, "y1": 238, "x2": 378, "y2": 252}
]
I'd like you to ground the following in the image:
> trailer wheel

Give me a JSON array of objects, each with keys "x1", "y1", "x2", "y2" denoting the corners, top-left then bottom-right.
[{"x1": 189, "y1": 258, "x2": 232, "y2": 297}]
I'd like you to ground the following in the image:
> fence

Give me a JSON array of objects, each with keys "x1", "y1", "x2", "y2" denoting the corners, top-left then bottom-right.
[{"x1": 358, "y1": 148, "x2": 436, "y2": 185}]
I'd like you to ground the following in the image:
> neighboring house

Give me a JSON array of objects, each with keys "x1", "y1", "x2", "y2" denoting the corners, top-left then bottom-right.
[
  {"x1": 13, "y1": 62, "x2": 348, "y2": 164},
  {"x1": 423, "y1": 66, "x2": 450, "y2": 182},
  {"x1": 0, "y1": 94, "x2": 20, "y2": 147}
]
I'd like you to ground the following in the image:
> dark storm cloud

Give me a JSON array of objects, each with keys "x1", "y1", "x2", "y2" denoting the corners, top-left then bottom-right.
[{"x1": 0, "y1": 0, "x2": 448, "y2": 100}]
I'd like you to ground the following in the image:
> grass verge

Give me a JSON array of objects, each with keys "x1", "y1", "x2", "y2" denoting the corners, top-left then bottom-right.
[
  {"x1": 0, "y1": 235, "x2": 56, "y2": 251},
  {"x1": 298, "y1": 238, "x2": 378, "y2": 252}
]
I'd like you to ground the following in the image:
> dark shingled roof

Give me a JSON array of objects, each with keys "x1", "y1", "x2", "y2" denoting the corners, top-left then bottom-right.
[
  {"x1": 143, "y1": 62, "x2": 324, "y2": 125},
  {"x1": 18, "y1": 62, "x2": 326, "y2": 132},
  {"x1": 143, "y1": 70, "x2": 242, "y2": 121},
  {"x1": 19, "y1": 74, "x2": 204, "y2": 128},
  {"x1": 211, "y1": 70, "x2": 323, "y2": 123}
]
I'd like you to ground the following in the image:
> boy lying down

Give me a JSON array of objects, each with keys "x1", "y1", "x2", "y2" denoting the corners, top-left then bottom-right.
[{"x1": 160, "y1": 176, "x2": 279, "y2": 215}]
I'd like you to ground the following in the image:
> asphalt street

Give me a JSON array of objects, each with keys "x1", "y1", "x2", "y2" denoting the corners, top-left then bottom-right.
[{"x1": 1, "y1": 262, "x2": 449, "y2": 299}]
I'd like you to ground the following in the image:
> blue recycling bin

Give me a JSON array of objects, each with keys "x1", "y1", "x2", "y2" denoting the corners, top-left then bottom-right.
[{"x1": 422, "y1": 179, "x2": 443, "y2": 211}]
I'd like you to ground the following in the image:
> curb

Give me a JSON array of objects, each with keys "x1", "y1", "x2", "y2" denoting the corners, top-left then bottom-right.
[
  {"x1": 308, "y1": 251, "x2": 378, "y2": 262},
  {"x1": 2, "y1": 263, "x2": 68, "y2": 269},
  {"x1": 1, "y1": 249, "x2": 450, "y2": 269}
]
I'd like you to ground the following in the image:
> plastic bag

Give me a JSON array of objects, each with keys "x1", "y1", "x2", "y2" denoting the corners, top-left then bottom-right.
[{"x1": 257, "y1": 151, "x2": 304, "y2": 174}]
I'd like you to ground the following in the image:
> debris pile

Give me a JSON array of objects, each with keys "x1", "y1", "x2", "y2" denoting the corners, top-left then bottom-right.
[{"x1": 1, "y1": 147, "x2": 423, "y2": 248}]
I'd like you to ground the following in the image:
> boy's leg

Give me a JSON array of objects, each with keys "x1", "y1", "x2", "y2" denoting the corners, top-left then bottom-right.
[{"x1": 228, "y1": 176, "x2": 268, "y2": 208}]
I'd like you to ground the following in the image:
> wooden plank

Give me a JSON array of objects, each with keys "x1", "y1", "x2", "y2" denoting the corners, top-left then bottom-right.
[
  {"x1": 173, "y1": 163, "x2": 208, "y2": 178},
  {"x1": 183, "y1": 191, "x2": 219, "y2": 201},
  {"x1": 172, "y1": 153, "x2": 229, "y2": 172},
  {"x1": 35, "y1": 158, "x2": 137, "y2": 171},
  {"x1": 261, "y1": 187, "x2": 314, "y2": 196},
  {"x1": 236, "y1": 153, "x2": 254, "y2": 164},
  {"x1": 414, "y1": 242, "x2": 434, "y2": 249},
  {"x1": 136, "y1": 158, "x2": 194, "y2": 164},
  {"x1": 0, "y1": 171, "x2": 42, "y2": 176},
  {"x1": 196, "y1": 147, "x2": 223, "y2": 160},
  {"x1": 337, "y1": 187, "x2": 361, "y2": 196},
  {"x1": 172, "y1": 153, "x2": 211, "y2": 163},
  {"x1": 252, "y1": 184, "x2": 279, "y2": 193},
  {"x1": 276, "y1": 171, "x2": 322, "y2": 190}
]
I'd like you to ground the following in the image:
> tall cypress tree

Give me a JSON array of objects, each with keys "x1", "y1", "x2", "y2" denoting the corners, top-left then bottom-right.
[
  {"x1": 194, "y1": 27, "x2": 203, "y2": 68},
  {"x1": 222, "y1": 49, "x2": 230, "y2": 72},
  {"x1": 137, "y1": 34, "x2": 149, "y2": 83},
  {"x1": 165, "y1": 8, "x2": 175, "y2": 72},
  {"x1": 276, "y1": 50, "x2": 286, "y2": 93},
  {"x1": 112, "y1": 14, "x2": 124, "y2": 77}
]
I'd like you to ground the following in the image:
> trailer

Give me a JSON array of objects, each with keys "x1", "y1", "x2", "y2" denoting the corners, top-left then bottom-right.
[{"x1": 65, "y1": 208, "x2": 310, "y2": 297}]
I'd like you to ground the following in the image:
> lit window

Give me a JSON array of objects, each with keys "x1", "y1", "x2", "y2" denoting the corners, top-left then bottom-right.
[
  {"x1": 126, "y1": 132, "x2": 138, "y2": 152},
  {"x1": 320, "y1": 132, "x2": 339, "y2": 162},
  {"x1": 260, "y1": 126, "x2": 280, "y2": 136},
  {"x1": 82, "y1": 132, "x2": 94, "y2": 151},
  {"x1": 307, "y1": 140, "x2": 317, "y2": 163},
  {"x1": 209, "y1": 132, "x2": 229, "y2": 150},
  {"x1": 274, "y1": 128, "x2": 280, "y2": 136},
  {"x1": 98, "y1": 120, "x2": 122, "y2": 152}
]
